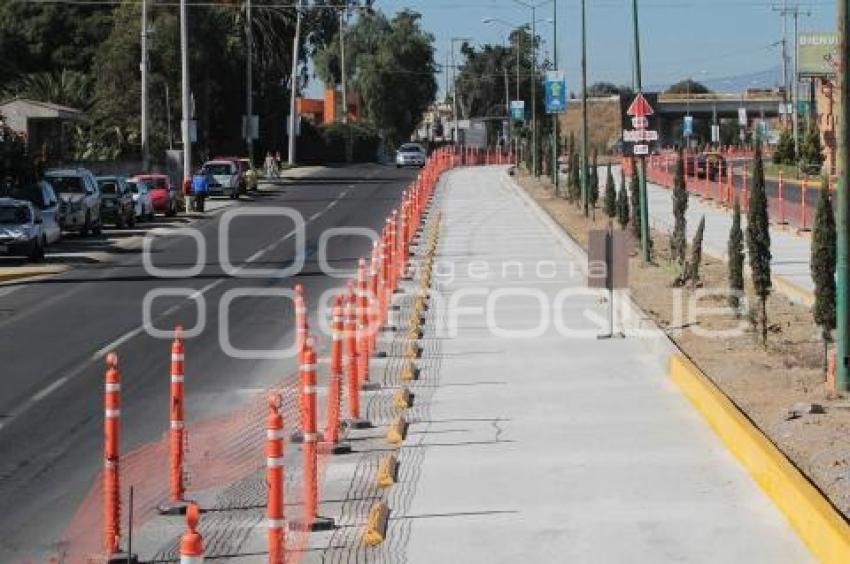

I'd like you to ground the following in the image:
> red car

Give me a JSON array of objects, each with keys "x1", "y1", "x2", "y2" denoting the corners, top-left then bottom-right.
[{"x1": 131, "y1": 174, "x2": 177, "y2": 216}]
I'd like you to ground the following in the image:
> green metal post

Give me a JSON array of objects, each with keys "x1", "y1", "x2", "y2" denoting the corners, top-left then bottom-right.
[
  {"x1": 837, "y1": 0, "x2": 849, "y2": 390},
  {"x1": 632, "y1": 0, "x2": 651, "y2": 262},
  {"x1": 553, "y1": 0, "x2": 559, "y2": 189},
  {"x1": 580, "y1": 0, "x2": 589, "y2": 215}
]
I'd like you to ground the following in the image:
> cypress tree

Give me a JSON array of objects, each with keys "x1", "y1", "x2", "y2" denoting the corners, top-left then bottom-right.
[
  {"x1": 630, "y1": 165, "x2": 641, "y2": 239},
  {"x1": 811, "y1": 175, "x2": 836, "y2": 374},
  {"x1": 671, "y1": 150, "x2": 689, "y2": 270},
  {"x1": 569, "y1": 150, "x2": 581, "y2": 203},
  {"x1": 800, "y1": 120, "x2": 824, "y2": 174},
  {"x1": 617, "y1": 173, "x2": 630, "y2": 230},
  {"x1": 686, "y1": 215, "x2": 706, "y2": 287},
  {"x1": 745, "y1": 146, "x2": 772, "y2": 346},
  {"x1": 589, "y1": 151, "x2": 599, "y2": 219},
  {"x1": 604, "y1": 162, "x2": 617, "y2": 218},
  {"x1": 728, "y1": 196, "x2": 745, "y2": 315}
]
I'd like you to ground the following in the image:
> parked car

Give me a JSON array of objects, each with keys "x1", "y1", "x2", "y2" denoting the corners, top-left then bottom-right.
[
  {"x1": 44, "y1": 168, "x2": 103, "y2": 236},
  {"x1": 689, "y1": 152, "x2": 727, "y2": 181},
  {"x1": 127, "y1": 179, "x2": 154, "y2": 221},
  {"x1": 239, "y1": 158, "x2": 258, "y2": 192},
  {"x1": 97, "y1": 176, "x2": 136, "y2": 228},
  {"x1": 201, "y1": 160, "x2": 240, "y2": 199},
  {"x1": 132, "y1": 174, "x2": 177, "y2": 216},
  {"x1": 0, "y1": 198, "x2": 48, "y2": 261},
  {"x1": 0, "y1": 180, "x2": 61, "y2": 245},
  {"x1": 396, "y1": 143, "x2": 427, "y2": 168}
]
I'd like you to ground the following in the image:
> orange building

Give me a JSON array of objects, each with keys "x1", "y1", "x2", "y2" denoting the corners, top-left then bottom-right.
[{"x1": 296, "y1": 86, "x2": 360, "y2": 125}]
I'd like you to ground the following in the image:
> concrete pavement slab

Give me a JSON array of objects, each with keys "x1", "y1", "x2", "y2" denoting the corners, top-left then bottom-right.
[{"x1": 397, "y1": 166, "x2": 812, "y2": 563}]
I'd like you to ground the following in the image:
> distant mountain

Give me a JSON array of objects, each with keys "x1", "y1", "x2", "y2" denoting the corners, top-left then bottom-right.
[{"x1": 646, "y1": 66, "x2": 783, "y2": 94}]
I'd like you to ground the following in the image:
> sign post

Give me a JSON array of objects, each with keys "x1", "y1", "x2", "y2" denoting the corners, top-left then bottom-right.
[{"x1": 589, "y1": 228, "x2": 629, "y2": 339}]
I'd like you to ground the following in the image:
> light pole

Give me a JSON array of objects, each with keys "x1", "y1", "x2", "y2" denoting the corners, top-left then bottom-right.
[
  {"x1": 632, "y1": 0, "x2": 650, "y2": 262},
  {"x1": 451, "y1": 37, "x2": 472, "y2": 146},
  {"x1": 180, "y1": 0, "x2": 191, "y2": 192},
  {"x1": 287, "y1": 0, "x2": 303, "y2": 166},
  {"x1": 141, "y1": 0, "x2": 150, "y2": 171},
  {"x1": 580, "y1": 0, "x2": 588, "y2": 214},
  {"x1": 836, "y1": 0, "x2": 849, "y2": 391},
  {"x1": 244, "y1": 0, "x2": 254, "y2": 160}
]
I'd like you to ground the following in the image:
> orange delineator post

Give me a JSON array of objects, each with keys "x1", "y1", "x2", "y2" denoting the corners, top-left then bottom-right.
[
  {"x1": 345, "y1": 291, "x2": 360, "y2": 421},
  {"x1": 294, "y1": 284, "x2": 307, "y2": 361},
  {"x1": 103, "y1": 352, "x2": 121, "y2": 556},
  {"x1": 266, "y1": 394, "x2": 285, "y2": 564},
  {"x1": 300, "y1": 343, "x2": 319, "y2": 527},
  {"x1": 368, "y1": 243, "x2": 380, "y2": 353},
  {"x1": 170, "y1": 327, "x2": 186, "y2": 504},
  {"x1": 324, "y1": 297, "x2": 344, "y2": 445},
  {"x1": 356, "y1": 258, "x2": 370, "y2": 386},
  {"x1": 179, "y1": 502, "x2": 204, "y2": 563},
  {"x1": 727, "y1": 163, "x2": 734, "y2": 205}
]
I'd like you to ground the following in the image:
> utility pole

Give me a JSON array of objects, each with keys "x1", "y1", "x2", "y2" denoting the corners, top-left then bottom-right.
[
  {"x1": 774, "y1": 3, "x2": 810, "y2": 156},
  {"x1": 244, "y1": 0, "x2": 254, "y2": 161},
  {"x1": 340, "y1": 8, "x2": 348, "y2": 124},
  {"x1": 452, "y1": 40, "x2": 458, "y2": 145},
  {"x1": 531, "y1": 6, "x2": 538, "y2": 176},
  {"x1": 632, "y1": 0, "x2": 650, "y2": 262},
  {"x1": 140, "y1": 0, "x2": 150, "y2": 171},
  {"x1": 552, "y1": 0, "x2": 559, "y2": 190},
  {"x1": 836, "y1": 0, "x2": 849, "y2": 391},
  {"x1": 287, "y1": 0, "x2": 303, "y2": 166},
  {"x1": 580, "y1": 0, "x2": 588, "y2": 214},
  {"x1": 180, "y1": 0, "x2": 191, "y2": 190}
]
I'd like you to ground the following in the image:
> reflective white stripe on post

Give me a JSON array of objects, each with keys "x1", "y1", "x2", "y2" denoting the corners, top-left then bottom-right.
[
  {"x1": 303, "y1": 432, "x2": 318, "y2": 443},
  {"x1": 332, "y1": 333, "x2": 343, "y2": 342},
  {"x1": 299, "y1": 363, "x2": 317, "y2": 372},
  {"x1": 171, "y1": 420, "x2": 184, "y2": 429},
  {"x1": 267, "y1": 456, "x2": 284, "y2": 467},
  {"x1": 171, "y1": 374, "x2": 185, "y2": 383},
  {"x1": 105, "y1": 408, "x2": 121, "y2": 418},
  {"x1": 104, "y1": 383, "x2": 121, "y2": 393},
  {"x1": 296, "y1": 306, "x2": 307, "y2": 314},
  {"x1": 268, "y1": 518, "x2": 285, "y2": 529},
  {"x1": 172, "y1": 353, "x2": 185, "y2": 362},
  {"x1": 266, "y1": 429, "x2": 285, "y2": 440},
  {"x1": 180, "y1": 556, "x2": 204, "y2": 564},
  {"x1": 303, "y1": 385, "x2": 317, "y2": 394}
]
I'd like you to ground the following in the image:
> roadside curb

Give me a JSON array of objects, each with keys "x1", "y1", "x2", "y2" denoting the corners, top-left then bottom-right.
[
  {"x1": 0, "y1": 265, "x2": 68, "y2": 284},
  {"x1": 669, "y1": 353, "x2": 850, "y2": 563}
]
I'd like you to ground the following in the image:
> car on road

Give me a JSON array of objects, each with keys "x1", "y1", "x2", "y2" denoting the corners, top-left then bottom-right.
[
  {"x1": 44, "y1": 168, "x2": 103, "y2": 236},
  {"x1": 97, "y1": 176, "x2": 136, "y2": 228},
  {"x1": 0, "y1": 198, "x2": 49, "y2": 261},
  {"x1": 690, "y1": 152, "x2": 727, "y2": 181},
  {"x1": 239, "y1": 158, "x2": 258, "y2": 192},
  {"x1": 396, "y1": 143, "x2": 427, "y2": 168},
  {"x1": 132, "y1": 174, "x2": 177, "y2": 216},
  {"x1": 0, "y1": 180, "x2": 62, "y2": 246},
  {"x1": 127, "y1": 178, "x2": 154, "y2": 221},
  {"x1": 201, "y1": 160, "x2": 240, "y2": 199}
]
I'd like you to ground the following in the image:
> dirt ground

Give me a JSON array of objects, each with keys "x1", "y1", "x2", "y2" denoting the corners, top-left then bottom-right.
[{"x1": 514, "y1": 169, "x2": 850, "y2": 519}]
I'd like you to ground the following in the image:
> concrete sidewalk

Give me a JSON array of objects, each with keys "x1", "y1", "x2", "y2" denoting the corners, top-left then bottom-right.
[
  {"x1": 620, "y1": 168, "x2": 815, "y2": 303},
  {"x1": 399, "y1": 166, "x2": 811, "y2": 563}
]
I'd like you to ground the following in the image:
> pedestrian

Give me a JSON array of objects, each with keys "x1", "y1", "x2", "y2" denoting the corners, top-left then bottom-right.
[
  {"x1": 274, "y1": 151, "x2": 282, "y2": 175},
  {"x1": 264, "y1": 152, "x2": 275, "y2": 178}
]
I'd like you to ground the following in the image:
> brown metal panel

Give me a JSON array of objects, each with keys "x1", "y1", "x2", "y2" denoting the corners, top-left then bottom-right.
[
  {"x1": 587, "y1": 230, "x2": 609, "y2": 289},
  {"x1": 611, "y1": 231, "x2": 629, "y2": 289}
]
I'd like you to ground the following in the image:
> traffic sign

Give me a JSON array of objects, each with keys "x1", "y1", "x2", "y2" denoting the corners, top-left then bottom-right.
[
  {"x1": 631, "y1": 116, "x2": 648, "y2": 129},
  {"x1": 510, "y1": 100, "x2": 525, "y2": 121},
  {"x1": 634, "y1": 144, "x2": 649, "y2": 155},
  {"x1": 683, "y1": 115, "x2": 693, "y2": 136},
  {"x1": 544, "y1": 71, "x2": 567, "y2": 114},
  {"x1": 623, "y1": 129, "x2": 658, "y2": 142},
  {"x1": 626, "y1": 93, "x2": 654, "y2": 117},
  {"x1": 738, "y1": 107, "x2": 747, "y2": 126}
]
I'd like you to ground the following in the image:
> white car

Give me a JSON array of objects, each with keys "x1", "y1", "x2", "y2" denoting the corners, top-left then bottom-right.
[
  {"x1": 127, "y1": 179, "x2": 154, "y2": 221},
  {"x1": 396, "y1": 143, "x2": 427, "y2": 168},
  {"x1": 201, "y1": 160, "x2": 240, "y2": 199},
  {"x1": 0, "y1": 198, "x2": 49, "y2": 261}
]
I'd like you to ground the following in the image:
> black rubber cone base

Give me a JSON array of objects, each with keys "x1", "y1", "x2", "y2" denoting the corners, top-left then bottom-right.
[
  {"x1": 157, "y1": 500, "x2": 190, "y2": 515},
  {"x1": 318, "y1": 441, "x2": 353, "y2": 455},
  {"x1": 343, "y1": 418, "x2": 373, "y2": 430},
  {"x1": 288, "y1": 515, "x2": 336, "y2": 532}
]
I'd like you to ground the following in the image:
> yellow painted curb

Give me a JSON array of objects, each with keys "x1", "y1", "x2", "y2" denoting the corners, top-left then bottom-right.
[
  {"x1": 400, "y1": 361, "x2": 419, "y2": 382},
  {"x1": 669, "y1": 353, "x2": 850, "y2": 563},
  {"x1": 377, "y1": 454, "x2": 399, "y2": 488},
  {"x1": 0, "y1": 265, "x2": 67, "y2": 283},
  {"x1": 363, "y1": 501, "x2": 390, "y2": 545},
  {"x1": 393, "y1": 387, "x2": 413, "y2": 409},
  {"x1": 386, "y1": 416, "x2": 408, "y2": 445}
]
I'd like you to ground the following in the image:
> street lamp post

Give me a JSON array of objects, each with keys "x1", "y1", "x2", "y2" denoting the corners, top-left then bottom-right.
[
  {"x1": 180, "y1": 0, "x2": 191, "y2": 193},
  {"x1": 836, "y1": 0, "x2": 849, "y2": 391},
  {"x1": 580, "y1": 0, "x2": 588, "y2": 214},
  {"x1": 287, "y1": 0, "x2": 303, "y2": 166},
  {"x1": 632, "y1": 0, "x2": 651, "y2": 262}
]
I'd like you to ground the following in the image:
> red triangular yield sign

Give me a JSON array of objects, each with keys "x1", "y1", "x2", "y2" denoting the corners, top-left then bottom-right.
[{"x1": 626, "y1": 93, "x2": 654, "y2": 117}]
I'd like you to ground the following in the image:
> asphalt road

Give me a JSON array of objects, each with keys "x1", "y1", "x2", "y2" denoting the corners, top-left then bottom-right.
[{"x1": 0, "y1": 163, "x2": 417, "y2": 561}]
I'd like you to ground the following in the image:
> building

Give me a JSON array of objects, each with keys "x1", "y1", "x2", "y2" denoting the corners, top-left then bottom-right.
[
  {"x1": 0, "y1": 97, "x2": 86, "y2": 162},
  {"x1": 296, "y1": 86, "x2": 360, "y2": 126}
]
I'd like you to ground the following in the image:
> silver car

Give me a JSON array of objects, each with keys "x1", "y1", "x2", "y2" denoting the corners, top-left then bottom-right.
[
  {"x1": 201, "y1": 160, "x2": 240, "y2": 199},
  {"x1": 395, "y1": 143, "x2": 427, "y2": 168},
  {"x1": 0, "y1": 198, "x2": 49, "y2": 261},
  {"x1": 45, "y1": 168, "x2": 103, "y2": 236},
  {"x1": 127, "y1": 179, "x2": 154, "y2": 221}
]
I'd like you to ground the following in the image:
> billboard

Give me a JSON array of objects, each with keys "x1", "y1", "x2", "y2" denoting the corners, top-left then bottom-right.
[
  {"x1": 798, "y1": 32, "x2": 837, "y2": 78},
  {"x1": 510, "y1": 100, "x2": 525, "y2": 121},
  {"x1": 544, "y1": 71, "x2": 567, "y2": 114}
]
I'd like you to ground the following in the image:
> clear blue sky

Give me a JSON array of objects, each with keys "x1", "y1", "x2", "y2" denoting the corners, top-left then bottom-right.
[{"x1": 332, "y1": 0, "x2": 835, "y2": 97}]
